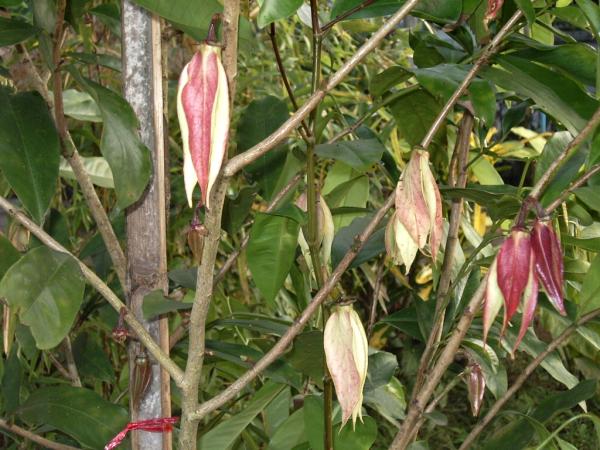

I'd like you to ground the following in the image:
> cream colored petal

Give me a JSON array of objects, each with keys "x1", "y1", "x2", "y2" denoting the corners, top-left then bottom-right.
[
  {"x1": 483, "y1": 258, "x2": 504, "y2": 344},
  {"x1": 176, "y1": 64, "x2": 197, "y2": 208},
  {"x1": 395, "y1": 219, "x2": 419, "y2": 273},
  {"x1": 320, "y1": 195, "x2": 335, "y2": 266}
]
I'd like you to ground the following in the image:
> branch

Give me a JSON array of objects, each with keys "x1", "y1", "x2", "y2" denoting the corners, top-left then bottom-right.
[
  {"x1": 62, "y1": 336, "x2": 82, "y2": 387},
  {"x1": 459, "y1": 306, "x2": 600, "y2": 449},
  {"x1": 49, "y1": 0, "x2": 127, "y2": 288},
  {"x1": 0, "y1": 195, "x2": 184, "y2": 386},
  {"x1": 189, "y1": 194, "x2": 395, "y2": 422},
  {"x1": 223, "y1": 0, "x2": 422, "y2": 177},
  {"x1": 320, "y1": 0, "x2": 376, "y2": 34},
  {"x1": 0, "y1": 418, "x2": 79, "y2": 450},
  {"x1": 545, "y1": 165, "x2": 600, "y2": 214}
]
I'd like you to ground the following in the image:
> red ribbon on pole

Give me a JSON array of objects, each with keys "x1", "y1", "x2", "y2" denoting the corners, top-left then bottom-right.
[{"x1": 104, "y1": 417, "x2": 179, "y2": 450}]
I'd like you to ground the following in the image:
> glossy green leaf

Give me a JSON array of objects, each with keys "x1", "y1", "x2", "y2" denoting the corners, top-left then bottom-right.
[
  {"x1": 0, "y1": 17, "x2": 38, "y2": 46},
  {"x1": 268, "y1": 408, "x2": 306, "y2": 450},
  {"x1": 59, "y1": 156, "x2": 114, "y2": 189},
  {"x1": 19, "y1": 386, "x2": 128, "y2": 449},
  {"x1": 287, "y1": 331, "x2": 324, "y2": 384},
  {"x1": 515, "y1": 0, "x2": 535, "y2": 25},
  {"x1": 1, "y1": 349, "x2": 22, "y2": 414},
  {"x1": 71, "y1": 73, "x2": 152, "y2": 209},
  {"x1": 331, "y1": 0, "x2": 462, "y2": 24},
  {"x1": 222, "y1": 186, "x2": 259, "y2": 236},
  {"x1": 66, "y1": 51, "x2": 122, "y2": 72},
  {"x1": 247, "y1": 212, "x2": 300, "y2": 302},
  {"x1": 142, "y1": 290, "x2": 192, "y2": 319},
  {"x1": 469, "y1": 80, "x2": 496, "y2": 125},
  {"x1": 575, "y1": 0, "x2": 600, "y2": 38},
  {"x1": 257, "y1": 0, "x2": 303, "y2": 28},
  {"x1": 364, "y1": 351, "x2": 398, "y2": 391},
  {"x1": 72, "y1": 333, "x2": 115, "y2": 383},
  {"x1": 0, "y1": 247, "x2": 85, "y2": 349},
  {"x1": 579, "y1": 254, "x2": 600, "y2": 315},
  {"x1": 315, "y1": 139, "x2": 385, "y2": 170},
  {"x1": 370, "y1": 66, "x2": 412, "y2": 96},
  {"x1": 199, "y1": 382, "x2": 285, "y2": 449},
  {"x1": 0, "y1": 234, "x2": 20, "y2": 281},
  {"x1": 61, "y1": 89, "x2": 102, "y2": 122},
  {"x1": 238, "y1": 96, "x2": 290, "y2": 152},
  {"x1": 0, "y1": 89, "x2": 60, "y2": 223},
  {"x1": 483, "y1": 56, "x2": 598, "y2": 135},
  {"x1": 324, "y1": 161, "x2": 369, "y2": 230},
  {"x1": 331, "y1": 215, "x2": 386, "y2": 269},
  {"x1": 389, "y1": 89, "x2": 444, "y2": 148},
  {"x1": 379, "y1": 307, "x2": 422, "y2": 340},
  {"x1": 264, "y1": 387, "x2": 291, "y2": 437},
  {"x1": 363, "y1": 377, "x2": 407, "y2": 423}
]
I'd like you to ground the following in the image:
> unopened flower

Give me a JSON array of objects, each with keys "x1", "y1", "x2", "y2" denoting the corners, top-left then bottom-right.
[
  {"x1": 485, "y1": 0, "x2": 504, "y2": 21},
  {"x1": 388, "y1": 149, "x2": 442, "y2": 272},
  {"x1": 465, "y1": 362, "x2": 485, "y2": 416},
  {"x1": 296, "y1": 193, "x2": 335, "y2": 268},
  {"x1": 324, "y1": 305, "x2": 368, "y2": 429},
  {"x1": 483, "y1": 228, "x2": 538, "y2": 352},
  {"x1": 177, "y1": 44, "x2": 229, "y2": 209},
  {"x1": 531, "y1": 219, "x2": 565, "y2": 316}
]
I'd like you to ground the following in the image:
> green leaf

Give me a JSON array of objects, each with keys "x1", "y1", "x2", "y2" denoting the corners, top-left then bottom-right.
[
  {"x1": 379, "y1": 307, "x2": 422, "y2": 340},
  {"x1": 469, "y1": 80, "x2": 496, "y2": 125},
  {"x1": 142, "y1": 290, "x2": 192, "y2": 319},
  {"x1": 482, "y1": 56, "x2": 599, "y2": 135},
  {"x1": 70, "y1": 73, "x2": 152, "y2": 209},
  {"x1": 1, "y1": 349, "x2": 22, "y2": 414},
  {"x1": 323, "y1": 161, "x2": 369, "y2": 230},
  {"x1": 222, "y1": 186, "x2": 259, "y2": 236},
  {"x1": 268, "y1": 408, "x2": 306, "y2": 450},
  {"x1": 247, "y1": 212, "x2": 300, "y2": 302},
  {"x1": 0, "y1": 234, "x2": 20, "y2": 281},
  {"x1": 389, "y1": 89, "x2": 444, "y2": 148},
  {"x1": 315, "y1": 139, "x2": 385, "y2": 170},
  {"x1": 575, "y1": 0, "x2": 600, "y2": 38},
  {"x1": 238, "y1": 96, "x2": 290, "y2": 152},
  {"x1": 364, "y1": 351, "x2": 398, "y2": 391},
  {"x1": 363, "y1": 377, "x2": 407, "y2": 423},
  {"x1": 287, "y1": 331, "x2": 324, "y2": 385},
  {"x1": 0, "y1": 89, "x2": 60, "y2": 223},
  {"x1": 334, "y1": 416, "x2": 378, "y2": 449},
  {"x1": 18, "y1": 386, "x2": 128, "y2": 449},
  {"x1": 331, "y1": 215, "x2": 386, "y2": 269},
  {"x1": 257, "y1": 0, "x2": 303, "y2": 28},
  {"x1": 0, "y1": 17, "x2": 38, "y2": 46},
  {"x1": 72, "y1": 333, "x2": 115, "y2": 383},
  {"x1": 61, "y1": 89, "x2": 102, "y2": 122},
  {"x1": 66, "y1": 51, "x2": 122, "y2": 72},
  {"x1": 0, "y1": 247, "x2": 85, "y2": 349},
  {"x1": 580, "y1": 254, "x2": 600, "y2": 315},
  {"x1": 515, "y1": 0, "x2": 535, "y2": 25},
  {"x1": 575, "y1": 187, "x2": 600, "y2": 214},
  {"x1": 199, "y1": 382, "x2": 285, "y2": 449},
  {"x1": 59, "y1": 156, "x2": 114, "y2": 189},
  {"x1": 264, "y1": 387, "x2": 291, "y2": 437},
  {"x1": 370, "y1": 66, "x2": 412, "y2": 97},
  {"x1": 331, "y1": 0, "x2": 462, "y2": 24}
]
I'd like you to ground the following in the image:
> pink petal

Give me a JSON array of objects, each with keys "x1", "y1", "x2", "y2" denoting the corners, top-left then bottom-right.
[
  {"x1": 532, "y1": 220, "x2": 565, "y2": 315},
  {"x1": 514, "y1": 251, "x2": 538, "y2": 353}
]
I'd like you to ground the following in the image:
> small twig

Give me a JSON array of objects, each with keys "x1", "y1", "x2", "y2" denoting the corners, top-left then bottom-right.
[
  {"x1": 268, "y1": 23, "x2": 310, "y2": 139},
  {"x1": 0, "y1": 195, "x2": 184, "y2": 386},
  {"x1": 545, "y1": 163, "x2": 600, "y2": 214},
  {"x1": 0, "y1": 418, "x2": 79, "y2": 450},
  {"x1": 47, "y1": 353, "x2": 75, "y2": 382},
  {"x1": 367, "y1": 260, "x2": 385, "y2": 338},
  {"x1": 62, "y1": 336, "x2": 82, "y2": 387},
  {"x1": 320, "y1": 0, "x2": 376, "y2": 34},
  {"x1": 459, "y1": 306, "x2": 600, "y2": 449},
  {"x1": 223, "y1": 0, "x2": 422, "y2": 177}
]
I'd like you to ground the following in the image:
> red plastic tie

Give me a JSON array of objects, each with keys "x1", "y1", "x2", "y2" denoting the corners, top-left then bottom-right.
[{"x1": 105, "y1": 417, "x2": 179, "y2": 450}]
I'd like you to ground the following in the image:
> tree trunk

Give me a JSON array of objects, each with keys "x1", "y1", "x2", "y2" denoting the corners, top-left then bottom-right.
[{"x1": 121, "y1": 3, "x2": 171, "y2": 449}]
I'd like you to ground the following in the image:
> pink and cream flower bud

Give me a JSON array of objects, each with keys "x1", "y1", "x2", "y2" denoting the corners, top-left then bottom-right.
[
  {"x1": 296, "y1": 193, "x2": 335, "y2": 267},
  {"x1": 531, "y1": 219, "x2": 565, "y2": 316},
  {"x1": 177, "y1": 44, "x2": 229, "y2": 209},
  {"x1": 324, "y1": 305, "x2": 368, "y2": 429},
  {"x1": 465, "y1": 362, "x2": 485, "y2": 417},
  {"x1": 388, "y1": 149, "x2": 442, "y2": 272}
]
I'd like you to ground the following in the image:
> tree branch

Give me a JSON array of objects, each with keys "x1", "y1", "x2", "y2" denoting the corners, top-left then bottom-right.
[
  {"x1": 0, "y1": 195, "x2": 184, "y2": 386},
  {"x1": 545, "y1": 163, "x2": 600, "y2": 214},
  {"x1": 189, "y1": 194, "x2": 395, "y2": 422},
  {"x1": 0, "y1": 418, "x2": 79, "y2": 450},
  {"x1": 459, "y1": 306, "x2": 600, "y2": 449},
  {"x1": 223, "y1": 0, "x2": 422, "y2": 177}
]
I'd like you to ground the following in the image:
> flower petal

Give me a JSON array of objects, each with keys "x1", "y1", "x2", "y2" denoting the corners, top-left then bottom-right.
[
  {"x1": 514, "y1": 252, "x2": 538, "y2": 353},
  {"x1": 483, "y1": 257, "x2": 504, "y2": 344},
  {"x1": 532, "y1": 220, "x2": 565, "y2": 315}
]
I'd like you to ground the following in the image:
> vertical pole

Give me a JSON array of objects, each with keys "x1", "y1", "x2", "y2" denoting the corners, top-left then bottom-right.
[{"x1": 121, "y1": 2, "x2": 170, "y2": 449}]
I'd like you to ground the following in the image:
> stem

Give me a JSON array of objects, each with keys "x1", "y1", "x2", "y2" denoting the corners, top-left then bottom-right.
[
  {"x1": 189, "y1": 194, "x2": 395, "y2": 422},
  {"x1": 0, "y1": 195, "x2": 184, "y2": 386},
  {"x1": 320, "y1": 0, "x2": 376, "y2": 34},
  {"x1": 224, "y1": 0, "x2": 422, "y2": 177},
  {"x1": 62, "y1": 336, "x2": 82, "y2": 387},
  {"x1": 0, "y1": 418, "x2": 79, "y2": 450},
  {"x1": 533, "y1": 414, "x2": 595, "y2": 450},
  {"x1": 412, "y1": 112, "x2": 474, "y2": 396},
  {"x1": 545, "y1": 164, "x2": 600, "y2": 213},
  {"x1": 459, "y1": 306, "x2": 600, "y2": 449},
  {"x1": 268, "y1": 23, "x2": 311, "y2": 139},
  {"x1": 367, "y1": 261, "x2": 385, "y2": 338}
]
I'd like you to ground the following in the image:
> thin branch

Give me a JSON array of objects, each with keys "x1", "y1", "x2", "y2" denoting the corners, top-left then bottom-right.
[
  {"x1": 545, "y1": 163, "x2": 600, "y2": 213},
  {"x1": 48, "y1": 0, "x2": 127, "y2": 288},
  {"x1": 530, "y1": 106, "x2": 600, "y2": 200},
  {"x1": 412, "y1": 112, "x2": 474, "y2": 396},
  {"x1": 0, "y1": 418, "x2": 79, "y2": 450},
  {"x1": 47, "y1": 353, "x2": 75, "y2": 383},
  {"x1": 190, "y1": 194, "x2": 395, "y2": 422},
  {"x1": 268, "y1": 23, "x2": 311, "y2": 139},
  {"x1": 459, "y1": 306, "x2": 600, "y2": 449},
  {"x1": 0, "y1": 195, "x2": 184, "y2": 386},
  {"x1": 223, "y1": 0, "x2": 422, "y2": 177},
  {"x1": 367, "y1": 260, "x2": 385, "y2": 338},
  {"x1": 62, "y1": 336, "x2": 82, "y2": 387},
  {"x1": 320, "y1": 0, "x2": 376, "y2": 34}
]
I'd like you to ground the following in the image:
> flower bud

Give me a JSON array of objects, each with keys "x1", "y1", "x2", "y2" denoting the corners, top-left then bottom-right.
[
  {"x1": 187, "y1": 222, "x2": 208, "y2": 265},
  {"x1": 531, "y1": 219, "x2": 565, "y2": 316},
  {"x1": 485, "y1": 0, "x2": 504, "y2": 21},
  {"x1": 324, "y1": 305, "x2": 368, "y2": 429},
  {"x1": 465, "y1": 362, "x2": 485, "y2": 417},
  {"x1": 177, "y1": 44, "x2": 229, "y2": 209},
  {"x1": 296, "y1": 193, "x2": 335, "y2": 267},
  {"x1": 389, "y1": 149, "x2": 442, "y2": 272}
]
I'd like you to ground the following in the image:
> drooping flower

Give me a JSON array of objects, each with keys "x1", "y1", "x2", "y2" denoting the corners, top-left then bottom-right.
[
  {"x1": 388, "y1": 149, "x2": 443, "y2": 272},
  {"x1": 296, "y1": 193, "x2": 335, "y2": 268},
  {"x1": 177, "y1": 44, "x2": 229, "y2": 209},
  {"x1": 485, "y1": 0, "x2": 504, "y2": 21},
  {"x1": 324, "y1": 305, "x2": 368, "y2": 429},
  {"x1": 465, "y1": 362, "x2": 485, "y2": 417},
  {"x1": 531, "y1": 219, "x2": 566, "y2": 316}
]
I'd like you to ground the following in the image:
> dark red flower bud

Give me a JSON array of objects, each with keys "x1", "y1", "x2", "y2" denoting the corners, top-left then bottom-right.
[
  {"x1": 496, "y1": 228, "x2": 533, "y2": 332},
  {"x1": 531, "y1": 219, "x2": 566, "y2": 316}
]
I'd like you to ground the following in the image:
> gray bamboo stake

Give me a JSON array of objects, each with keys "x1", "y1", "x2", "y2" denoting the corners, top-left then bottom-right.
[{"x1": 121, "y1": 3, "x2": 170, "y2": 449}]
